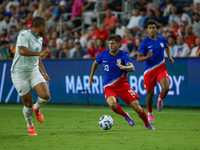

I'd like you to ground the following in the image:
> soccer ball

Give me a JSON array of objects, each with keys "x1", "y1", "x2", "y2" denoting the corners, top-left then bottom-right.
[{"x1": 99, "y1": 115, "x2": 114, "y2": 130}]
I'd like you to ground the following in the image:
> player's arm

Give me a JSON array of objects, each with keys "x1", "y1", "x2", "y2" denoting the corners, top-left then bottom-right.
[
  {"x1": 165, "y1": 45, "x2": 174, "y2": 64},
  {"x1": 117, "y1": 62, "x2": 135, "y2": 72},
  {"x1": 18, "y1": 46, "x2": 50, "y2": 57},
  {"x1": 137, "y1": 51, "x2": 153, "y2": 62},
  {"x1": 38, "y1": 57, "x2": 50, "y2": 82},
  {"x1": 89, "y1": 60, "x2": 99, "y2": 86}
]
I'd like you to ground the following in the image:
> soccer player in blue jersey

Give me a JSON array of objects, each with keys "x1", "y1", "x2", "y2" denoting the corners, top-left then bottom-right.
[
  {"x1": 89, "y1": 34, "x2": 155, "y2": 130},
  {"x1": 137, "y1": 20, "x2": 174, "y2": 122}
]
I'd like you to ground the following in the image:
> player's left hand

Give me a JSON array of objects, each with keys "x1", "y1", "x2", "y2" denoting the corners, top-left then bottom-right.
[
  {"x1": 117, "y1": 62, "x2": 125, "y2": 70},
  {"x1": 42, "y1": 73, "x2": 50, "y2": 83},
  {"x1": 168, "y1": 57, "x2": 174, "y2": 64}
]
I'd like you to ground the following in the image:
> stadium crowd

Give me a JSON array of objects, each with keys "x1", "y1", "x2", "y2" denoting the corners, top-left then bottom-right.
[{"x1": 0, "y1": 0, "x2": 200, "y2": 60}]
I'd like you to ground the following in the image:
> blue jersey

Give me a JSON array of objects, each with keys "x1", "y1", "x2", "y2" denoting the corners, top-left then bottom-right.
[
  {"x1": 138, "y1": 35, "x2": 168, "y2": 74},
  {"x1": 96, "y1": 49, "x2": 133, "y2": 88}
]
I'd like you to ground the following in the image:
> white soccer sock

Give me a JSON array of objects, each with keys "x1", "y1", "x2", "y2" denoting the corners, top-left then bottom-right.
[
  {"x1": 23, "y1": 106, "x2": 34, "y2": 127},
  {"x1": 148, "y1": 112, "x2": 153, "y2": 115},
  {"x1": 34, "y1": 97, "x2": 50, "y2": 110}
]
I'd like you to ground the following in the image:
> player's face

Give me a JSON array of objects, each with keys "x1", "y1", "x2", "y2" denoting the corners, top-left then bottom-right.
[
  {"x1": 108, "y1": 40, "x2": 120, "y2": 53},
  {"x1": 147, "y1": 24, "x2": 157, "y2": 38},
  {"x1": 39, "y1": 24, "x2": 46, "y2": 37}
]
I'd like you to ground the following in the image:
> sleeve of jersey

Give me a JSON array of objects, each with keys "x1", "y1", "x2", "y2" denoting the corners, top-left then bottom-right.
[
  {"x1": 17, "y1": 33, "x2": 29, "y2": 48},
  {"x1": 123, "y1": 52, "x2": 133, "y2": 65},
  {"x1": 138, "y1": 40, "x2": 146, "y2": 54},
  {"x1": 96, "y1": 51, "x2": 103, "y2": 64}
]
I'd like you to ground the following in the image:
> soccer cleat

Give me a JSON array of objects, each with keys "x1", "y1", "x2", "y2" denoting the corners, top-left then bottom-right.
[
  {"x1": 157, "y1": 96, "x2": 163, "y2": 111},
  {"x1": 146, "y1": 124, "x2": 155, "y2": 130},
  {"x1": 124, "y1": 113, "x2": 134, "y2": 126},
  {"x1": 148, "y1": 114, "x2": 155, "y2": 123},
  {"x1": 28, "y1": 126, "x2": 37, "y2": 136},
  {"x1": 33, "y1": 104, "x2": 44, "y2": 123}
]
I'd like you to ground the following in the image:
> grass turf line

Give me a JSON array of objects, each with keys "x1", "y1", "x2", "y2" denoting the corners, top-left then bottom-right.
[{"x1": 0, "y1": 104, "x2": 200, "y2": 150}]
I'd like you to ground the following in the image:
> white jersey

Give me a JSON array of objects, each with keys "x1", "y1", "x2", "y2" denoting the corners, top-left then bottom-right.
[{"x1": 11, "y1": 29, "x2": 43, "y2": 74}]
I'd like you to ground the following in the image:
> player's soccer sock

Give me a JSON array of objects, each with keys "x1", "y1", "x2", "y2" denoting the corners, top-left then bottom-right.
[
  {"x1": 138, "y1": 109, "x2": 149, "y2": 126},
  {"x1": 34, "y1": 97, "x2": 50, "y2": 110},
  {"x1": 23, "y1": 106, "x2": 34, "y2": 127},
  {"x1": 148, "y1": 112, "x2": 153, "y2": 115},
  {"x1": 158, "y1": 93, "x2": 165, "y2": 101},
  {"x1": 147, "y1": 105, "x2": 153, "y2": 113},
  {"x1": 111, "y1": 104, "x2": 127, "y2": 117}
]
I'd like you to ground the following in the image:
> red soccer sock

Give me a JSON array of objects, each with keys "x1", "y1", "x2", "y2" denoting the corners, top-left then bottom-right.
[
  {"x1": 147, "y1": 105, "x2": 153, "y2": 113},
  {"x1": 138, "y1": 109, "x2": 149, "y2": 126},
  {"x1": 159, "y1": 93, "x2": 165, "y2": 99},
  {"x1": 111, "y1": 104, "x2": 127, "y2": 117}
]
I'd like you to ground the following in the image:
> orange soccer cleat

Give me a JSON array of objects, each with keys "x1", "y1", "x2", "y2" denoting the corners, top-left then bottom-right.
[
  {"x1": 33, "y1": 104, "x2": 44, "y2": 123},
  {"x1": 28, "y1": 126, "x2": 37, "y2": 136}
]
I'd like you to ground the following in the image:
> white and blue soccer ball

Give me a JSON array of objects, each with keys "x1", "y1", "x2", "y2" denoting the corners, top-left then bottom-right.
[{"x1": 99, "y1": 115, "x2": 114, "y2": 130}]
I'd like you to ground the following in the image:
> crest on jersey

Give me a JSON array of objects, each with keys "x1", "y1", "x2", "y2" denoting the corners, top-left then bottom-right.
[
  {"x1": 160, "y1": 43, "x2": 164, "y2": 47},
  {"x1": 117, "y1": 59, "x2": 121, "y2": 64}
]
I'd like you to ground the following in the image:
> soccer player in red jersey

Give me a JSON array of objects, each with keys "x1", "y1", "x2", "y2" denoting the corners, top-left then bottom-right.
[
  {"x1": 90, "y1": 34, "x2": 155, "y2": 130},
  {"x1": 137, "y1": 21, "x2": 174, "y2": 122}
]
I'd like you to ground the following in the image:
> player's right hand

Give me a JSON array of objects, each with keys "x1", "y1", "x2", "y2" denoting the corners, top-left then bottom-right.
[
  {"x1": 147, "y1": 50, "x2": 153, "y2": 58},
  {"x1": 40, "y1": 49, "x2": 50, "y2": 57},
  {"x1": 89, "y1": 76, "x2": 94, "y2": 86}
]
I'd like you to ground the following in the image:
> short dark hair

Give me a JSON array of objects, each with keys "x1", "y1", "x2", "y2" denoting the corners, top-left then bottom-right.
[
  {"x1": 175, "y1": 8, "x2": 182, "y2": 15},
  {"x1": 116, "y1": 19, "x2": 122, "y2": 23},
  {"x1": 32, "y1": 16, "x2": 45, "y2": 28},
  {"x1": 168, "y1": 35, "x2": 176, "y2": 40},
  {"x1": 140, "y1": 7, "x2": 146, "y2": 12},
  {"x1": 74, "y1": 31, "x2": 81, "y2": 36},
  {"x1": 1, "y1": 40, "x2": 9, "y2": 45},
  {"x1": 75, "y1": 41, "x2": 81, "y2": 45},
  {"x1": 147, "y1": 20, "x2": 157, "y2": 28},
  {"x1": 107, "y1": 34, "x2": 122, "y2": 43}
]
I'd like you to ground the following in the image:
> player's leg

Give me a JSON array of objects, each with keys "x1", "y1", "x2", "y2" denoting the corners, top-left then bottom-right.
[
  {"x1": 11, "y1": 73, "x2": 37, "y2": 135},
  {"x1": 143, "y1": 73, "x2": 156, "y2": 122},
  {"x1": 32, "y1": 82, "x2": 50, "y2": 123},
  {"x1": 157, "y1": 70, "x2": 170, "y2": 111},
  {"x1": 146, "y1": 89, "x2": 155, "y2": 122},
  {"x1": 106, "y1": 96, "x2": 134, "y2": 126},
  {"x1": 129, "y1": 100, "x2": 155, "y2": 130},
  {"x1": 30, "y1": 70, "x2": 51, "y2": 123},
  {"x1": 107, "y1": 96, "x2": 127, "y2": 117},
  {"x1": 21, "y1": 91, "x2": 37, "y2": 135}
]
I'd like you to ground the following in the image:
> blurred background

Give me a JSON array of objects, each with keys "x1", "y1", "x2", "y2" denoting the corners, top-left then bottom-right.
[{"x1": 0, "y1": 0, "x2": 199, "y2": 107}]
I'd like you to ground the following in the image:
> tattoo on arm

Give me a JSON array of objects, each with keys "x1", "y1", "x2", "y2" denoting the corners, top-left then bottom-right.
[{"x1": 125, "y1": 62, "x2": 135, "y2": 72}]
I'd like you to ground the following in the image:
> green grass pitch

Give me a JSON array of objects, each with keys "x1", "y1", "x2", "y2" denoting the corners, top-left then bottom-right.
[{"x1": 0, "y1": 104, "x2": 200, "y2": 150}]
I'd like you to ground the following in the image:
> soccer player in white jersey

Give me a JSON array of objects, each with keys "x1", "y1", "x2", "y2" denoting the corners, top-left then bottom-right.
[{"x1": 11, "y1": 17, "x2": 51, "y2": 136}]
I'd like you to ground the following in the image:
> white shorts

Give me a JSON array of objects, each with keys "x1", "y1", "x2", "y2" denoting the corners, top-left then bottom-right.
[{"x1": 11, "y1": 70, "x2": 46, "y2": 96}]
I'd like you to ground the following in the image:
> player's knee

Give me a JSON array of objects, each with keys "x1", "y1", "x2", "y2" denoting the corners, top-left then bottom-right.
[
  {"x1": 163, "y1": 86, "x2": 169, "y2": 94},
  {"x1": 24, "y1": 101, "x2": 33, "y2": 108},
  {"x1": 40, "y1": 92, "x2": 51, "y2": 100},
  {"x1": 109, "y1": 103, "x2": 116, "y2": 110},
  {"x1": 135, "y1": 106, "x2": 143, "y2": 114}
]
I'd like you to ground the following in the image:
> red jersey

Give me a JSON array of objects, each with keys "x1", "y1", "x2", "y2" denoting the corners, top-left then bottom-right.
[
  {"x1": 97, "y1": 30, "x2": 108, "y2": 41},
  {"x1": 87, "y1": 47, "x2": 96, "y2": 58},
  {"x1": 95, "y1": 46, "x2": 106, "y2": 57},
  {"x1": 91, "y1": 29, "x2": 100, "y2": 40}
]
